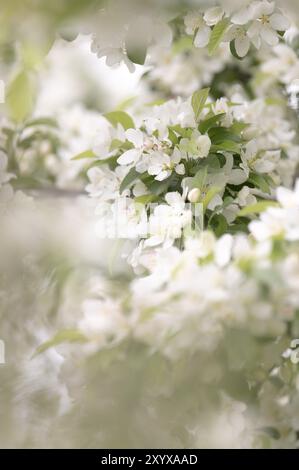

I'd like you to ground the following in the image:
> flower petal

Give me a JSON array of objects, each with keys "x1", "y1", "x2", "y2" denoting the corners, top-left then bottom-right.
[
  {"x1": 270, "y1": 13, "x2": 290, "y2": 31},
  {"x1": 155, "y1": 170, "x2": 170, "y2": 181},
  {"x1": 117, "y1": 148, "x2": 140, "y2": 165},
  {"x1": 126, "y1": 129, "x2": 144, "y2": 147},
  {"x1": 235, "y1": 34, "x2": 250, "y2": 57},
  {"x1": 231, "y1": 7, "x2": 251, "y2": 25},
  {"x1": 175, "y1": 164, "x2": 185, "y2": 175},
  {"x1": 194, "y1": 25, "x2": 210, "y2": 47},
  {"x1": 260, "y1": 25, "x2": 279, "y2": 46}
]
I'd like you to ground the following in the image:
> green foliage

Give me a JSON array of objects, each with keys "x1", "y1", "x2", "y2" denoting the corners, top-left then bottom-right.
[
  {"x1": 248, "y1": 173, "x2": 273, "y2": 194},
  {"x1": 191, "y1": 88, "x2": 210, "y2": 122},
  {"x1": 208, "y1": 18, "x2": 230, "y2": 54},
  {"x1": 198, "y1": 113, "x2": 226, "y2": 133},
  {"x1": 119, "y1": 168, "x2": 140, "y2": 194},
  {"x1": 6, "y1": 70, "x2": 36, "y2": 122},
  {"x1": 71, "y1": 149, "x2": 96, "y2": 161},
  {"x1": 105, "y1": 111, "x2": 135, "y2": 130},
  {"x1": 238, "y1": 200, "x2": 279, "y2": 217},
  {"x1": 34, "y1": 329, "x2": 87, "y2": 356}
]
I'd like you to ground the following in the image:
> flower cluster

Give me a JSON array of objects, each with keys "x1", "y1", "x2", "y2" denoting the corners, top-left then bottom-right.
[
  {"x1": 85, "y1": 88, "x2": 297, "y2": 252},
  {"x1": 0, "y1": 147, "x2": 14, "y2": 208},
  {"x1": 0, "y1": 104, "x2": 103, "y2": 191},
  {"x1": 90, "y1": 0, "x2": 172, "y2": 71},
  {"x1": 184, "y1": 1, "x2": 290, "y2": 59},
  {"x1": 74, "y1": 180, "x2": 299, "y2": 447},
  {"x1": 2, "y1": 0, "x2": 299, "y2": 450}
]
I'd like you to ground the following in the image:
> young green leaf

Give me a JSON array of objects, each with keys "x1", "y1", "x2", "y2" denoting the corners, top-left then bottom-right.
[
  {"x1": 6, "y1": 70, "x2": 36, "y2": 122},
  {"x1": 119, "y1": 168, "x2": 140, "y2": 194},
  {"x1": 198, "y1": 113, "x2": 226, "y2": 133},
  {"x1": 24, "y1": 117, "x2": 58, "y2": 128},
  {"x1": 238, "y1": 200, "x2": 279, "y2": 217},
  {"x1": 208, "y1": 18, "x2": 230, "y2": 54},
  {"x1": 71, "y1": 149, "x2": 96, "y2": 160},
  {"x1": 104, "y1": 111, "x2": 135, "y2": 130},
  {"x1": 211, "y1": 141, "x2": 241, "y2": 153},
  {"x1": 209, "y1": 127, "x2": 241, "y2": 143},
  {"x1": 191, "y1": 88, "x2": 210, "y2": 122},
  {"x1": 134, "y1": 194, "x2": 158, "y2": 204},
  {"x1": 34, "y1": 330, "x2": 87, "y2": 357},
  {"x1": 194, "y1": 166, "x2": 208, "y2": 189},
  {"x1": 248, "y1": 173, "x2": 272, "y2": 194},
  {"x1": 202, "y1": 186, "x2": 221, "y2": 212}
]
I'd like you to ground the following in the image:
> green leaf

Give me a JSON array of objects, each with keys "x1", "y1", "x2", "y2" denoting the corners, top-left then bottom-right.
[
  {"x1": 127, "y1": 44, "x2": 147, "y2": 65},
  {"x1": 191, "y1": 88, "x2": 210, "y2": 122},
  {"x1": 208, "y1": 18, "x2": 230, "y2": 54},
  {"x1": 24, "y1": 117, "x2": 58, "y2": 128},
  {"x1": 194, "y1": 166, "x2": 208, "y2": 189},
  {"x1": 71, "y1": 149, "x2": 96, "y2": 160},
  {"x1": 198, "y1": 113, "x2": 226, "y2": 133},
  {"x1": 89, "y1": 155, "x2": 118, "y2": 168},
  {"x1": 104, "y1": 111, "x2": 135, "y2": 130},
  {"x1": 229, "y1": 121, "x2": 250, "y2": 134},
  {"x1": 168, "y1": 127, "x2": 179, "y2": 145},
  {"x1": 238, "y1": 200, "x2": 279, "y2": 217},
  {"x1": 145, "y1": 99, "x2": 167, "y2": 107},
  {"x1": 119, "y1": 168, "x2": 140, "y2": 194},
  {"x1": 208, "y1": 213, "x2": 228, "y2": 236},
  {"x1": 116, "y1": 96, "x2": 136, "y2": 111},
  {"x1": 202, "y1": 186, "x2": 221, "y2": 212},
  {"x1": 258, "y1": 427, "x2": 281, "y2": 440},
  {"x1": 209, "y1": 127, "x2": 241, "y2": 143},
  {"x1": 134, "y1": 194, "x2": 158, "y2": 204},
  {"x1": 6, "y1": 70, "x2": 36, "y2": 122},
  {"x1": 147, "y1": 177, "x2": 172, "y2": 196},
  {"x1": 172, "y1": 36, "x2": 193, "y2": 54},
  {"x1": 211, "y1": 141, "x2": 241, "y2": 153},
  {"x1": 126, "y1": 25, "x2": 149, "y2": 65},
  {"x1": 248, "y1": 173, "x2": 272, "y2": 194},
  {"x1": 34, "y1": 329, "x2": 87, "y2": 357}
]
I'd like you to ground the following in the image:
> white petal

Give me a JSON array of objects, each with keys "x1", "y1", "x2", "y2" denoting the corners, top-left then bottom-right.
[
  {"x1": 260, "y1": 25, "x2": 279, "y2": 46},
  {"x1": 276, "y1": 187, "x2": 295, "y2": 208},
  {"x1": 231, "y1": 8, "x2": 251, "y2": 25},
  {"x1": 228, "y1": 169, "x2": 248, "y2": 185},
  {"x1": 165, "y1": 191, "x2": 182, "y2": 207},
  {"x1": 235, "y1": 34, "x2": 250, "y2": 57},
  {"x1": 117, "y1": 148, "x2": 140, "y2": 165},
  {"x1": 270, "y1": 13, "x2": 290, "y2": 31},
  {"x1": 208, "y1": 194, "x2": 222, "y2": 211},
  {"x1": 197, "y1": 135, "x2": 211, "y2": 158},
  {"x1": 171, "y1": 147, "x2": 181, "y2": 164},
  {"x1": 250, "y1": 34, "x2": 261, "y2": 49},
  {"x1": 175, "y1": 164, "x2": 185, "y2": 175},
  {"x1": 247, "y1": 20, "x2": 261, "y2": 38},
  {"x1": 126, "y1": 129, "x2": 144, "y2": 147},
  {"x1": 224, "y1": 24, "x2": 239, "y2": 42},
  {"x1": 215, "y1": 234, "x2": 233, "y2": 267},
  {"x1": 203, "y1": 7, "x2": 224, "y2": 26},
  {"x1": 194, "y1": 25, "x2": 210, "y2": 48},
  {"x1": 251, "y1": 1, "x2": 274, "y2": 19},
  {"x1": 155, "y1": 170, "x2": 170, "y2": 181},
  {"x1": 148, "y1": 164, "x2": 162, "y2": 176}
]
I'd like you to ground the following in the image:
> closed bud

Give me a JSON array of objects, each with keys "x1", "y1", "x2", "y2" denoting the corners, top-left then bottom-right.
[{"x1": 188, "y1": 188, "x2": 201, "y2": 203}]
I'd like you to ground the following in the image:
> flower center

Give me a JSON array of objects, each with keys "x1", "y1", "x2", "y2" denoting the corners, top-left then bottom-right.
[{"x1": 260, "y1": 14, "x2": 270, "y2": 25}]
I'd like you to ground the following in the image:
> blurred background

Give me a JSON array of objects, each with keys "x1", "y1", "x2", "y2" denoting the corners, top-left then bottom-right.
[{"x1": 0, "y1": 0, "x2": 299, "y2": 449}]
